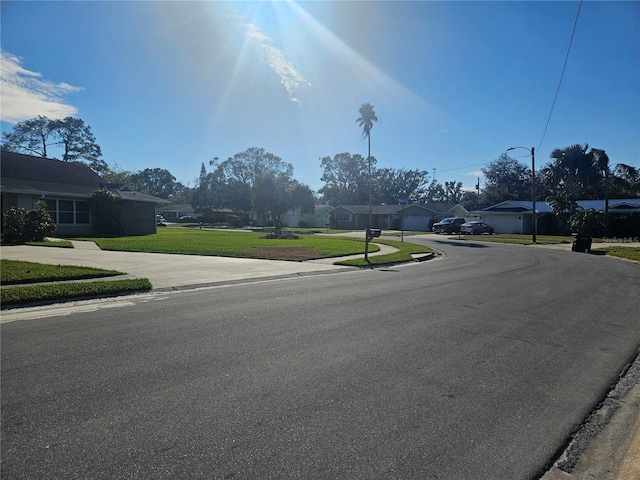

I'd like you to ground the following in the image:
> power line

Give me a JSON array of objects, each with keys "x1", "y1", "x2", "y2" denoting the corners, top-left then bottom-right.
[
  {"x1": 537, "y1": 0, "x2": 583, "y2": 152},
  {"x1": 436, "y1": 162, "x2": 487, "y2": 173}
]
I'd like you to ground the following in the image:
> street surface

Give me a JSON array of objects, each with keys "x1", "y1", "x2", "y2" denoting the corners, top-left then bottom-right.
[{"x1": 2, "y1": 238, "x2": 639, "y2": 479}]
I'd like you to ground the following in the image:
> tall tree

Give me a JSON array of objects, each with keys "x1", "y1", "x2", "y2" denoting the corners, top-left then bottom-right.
[
  {"x1": 130, "y1": 168, "x2": 179, "y2": 199},
  {"x1": 251, "y1": 176, "x2": 314, "y2": 231},
  {"x1": 590, "y1": 148, "x2": 611, "y2": 234},
  {"x1": 542, "y1": 143, "x2": 600, "y2": 200},
  {"x1": 192, "y1": 163, "x2": 213, "y2": 210},
  {"x1": 53, "y1": 117, "x2": 103, "y2": 165},
  {"x1": 251, "y1": 173, "x2": 291, "y2": 232},
  {"x1": 1, "y1": 115, "x2": 56, "y2": 158},
  {"x1": 444, "y1": 181, "x2": 463, "y2": 203},
  {"x1": 376, "y1": 168, "x2": 430, "y2": 205},
  {"x1": 460, "y1": 190, "x2": 482, "y2": 212},
  {"x1": 356, "y1": 103, "x2": 379, "y2": 225},
  {"x1": 424, "y1": 180, "x2": 446, "y2": 203},
  {"x1": 2, "y1": 115, "x2": 106, "y2": 174},
  {"x1": 216, "y1": 148, "x2": 293, "y2": 189},
  {"x1": 288, "y1": 181, "x2": 316, "y2": 217},
  {"x1": 482, "y1": 153, "x2": 531, "y2": 205},
  {"x1": 611, "y1": 164, "x2": 640, "y2": 198},
  {"x1": 201, "y1": 148, "x2": 294, "y2": 212},
  {"x1": 168, "y1": 184, "x2": 194, "y2": 205},
  {"x1": 100, "y1": 162, "x2": 134, "y2": 185},
  {"x1": 318, "y1": 152, "x2": 371, "y2": 205}
]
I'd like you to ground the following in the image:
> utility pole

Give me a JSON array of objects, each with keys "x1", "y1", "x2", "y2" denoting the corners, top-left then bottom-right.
[
  {"x1": 532, "y1": 147, "x2": 536, "y2": 243},
  {"x1": 508, "y1": 146, "x2": 536, "y2": 243}
]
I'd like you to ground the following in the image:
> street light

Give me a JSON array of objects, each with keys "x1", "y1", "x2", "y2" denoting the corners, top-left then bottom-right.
[{"x1": 507, "y1": 146, "x2": 536, "y2": 243}]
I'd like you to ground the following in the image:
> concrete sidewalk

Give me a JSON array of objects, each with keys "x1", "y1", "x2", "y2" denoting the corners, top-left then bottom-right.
[{"x1": 0, "y1": 239, "x2": 400, "y2": 291}]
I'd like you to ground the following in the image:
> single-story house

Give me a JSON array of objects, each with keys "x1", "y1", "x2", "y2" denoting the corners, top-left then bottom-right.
[
  {"x1": 329, "y1": 203, "x2": 469, "y2": 231},
  {"x1": 1, "y1": 150, "x2": 168, "y2": 236},
  {"x1": 285, "y1": 205, "x2": 333, "y2": 228},
  {"x1": 157, "y1": 204, "x2": 196, "y2": 221},
  {"x1": 472, "y1": 199, "x2": 640, "y2": 235}
]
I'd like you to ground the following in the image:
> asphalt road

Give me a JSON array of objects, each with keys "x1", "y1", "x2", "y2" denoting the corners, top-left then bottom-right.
[{"x1": 2, "y1": 239, "x2": 639, "y2": 479}]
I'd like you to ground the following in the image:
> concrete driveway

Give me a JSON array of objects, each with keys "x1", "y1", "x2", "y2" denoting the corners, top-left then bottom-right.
[{"x1": 0, "y1": 239, "x2": 399, "y2": 290}]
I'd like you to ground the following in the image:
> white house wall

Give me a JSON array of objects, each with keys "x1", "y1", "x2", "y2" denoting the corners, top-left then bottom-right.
[{"x1": 478, "y1": 214, "x2": 523, "y2": 234}]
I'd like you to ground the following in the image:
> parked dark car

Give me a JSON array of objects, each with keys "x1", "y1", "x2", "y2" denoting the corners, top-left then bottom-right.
[
  {"x1": 460, "y1": 221, "x2": 494, "y2": 235},
  {"x1": 178, "y1": 215, "x2": 198, "y2": 223},
  {"x1": 432, "y1": 217, "x2": 466, "y2": 234}
]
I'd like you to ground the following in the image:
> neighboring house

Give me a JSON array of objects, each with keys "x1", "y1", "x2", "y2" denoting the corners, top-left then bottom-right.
[
  {"x1": 285, "y1": 205, "x2": 333, "y2": 228},
  {"x1": 1, "y1": 151, "x2": 168, "y2": 236},
  {"x1": 329, "y1": 203, "x2": 469, "y2": 231},
  {"x1": 472, "y1": 199, "x2": 640, "y2": 235},
  {"x1": 157, "y1": 204, "x2": 196, "y2": 221}
]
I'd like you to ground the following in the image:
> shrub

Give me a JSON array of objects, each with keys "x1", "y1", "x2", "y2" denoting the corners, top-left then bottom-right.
[
  {"x1": 570, "y1": 208, "x2": 603, "y2": 237},
  {"x1": 263, "y1": 232, "x2": 299, "y2": 239},
  {"x1": 2, "y1": 203, "x2": 56, "y2": 243},
  {"x1": 298, "y1": 220, "x2": 310, "y2": 228},
  {"x1": 91, "y1": 189, "x2": 121, "y2": 235}
]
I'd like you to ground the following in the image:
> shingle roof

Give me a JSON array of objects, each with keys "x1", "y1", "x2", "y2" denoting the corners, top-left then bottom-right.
[
  {"x1": 476, "y1": 199, "x2": 640, "y2": 214},
  {"x1": 1, "y1": 150, "x2": 105, "y2": 197},
  {"x1": 1, "y1": 151, "x2": 167, "y2": 203}
]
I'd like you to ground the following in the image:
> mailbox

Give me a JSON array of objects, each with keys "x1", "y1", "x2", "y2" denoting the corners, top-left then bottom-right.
[{"x1": 367, "y1": 228, "x2": 382, "y2": 239}]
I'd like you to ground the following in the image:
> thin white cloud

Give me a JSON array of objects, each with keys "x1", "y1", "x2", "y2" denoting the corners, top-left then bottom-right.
[
  {"x1": 242, "y1": 23, "x2": 311, "y2": 103},
  {"x1": 0, "y1": 50, "x2": 81, "y2": 124},
  {"x1": 467, "y1": 170, "x2": 485, "y2": 177}
]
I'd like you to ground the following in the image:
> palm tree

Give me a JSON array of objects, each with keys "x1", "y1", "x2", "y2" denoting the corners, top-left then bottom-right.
[
  {"x1": 544, "y1": 143, "x2": 601, "y2": 200},
  {"x1": 356, "y1": 103, "x2": 379, "y2": 263},
  {"x1": 356, "y1": 103, "x2": 379, "y2": 228}
]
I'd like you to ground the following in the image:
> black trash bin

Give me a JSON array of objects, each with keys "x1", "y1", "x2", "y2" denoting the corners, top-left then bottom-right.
[{"x1": 571, "y1": 234, "x2": 592, "y2": 253}]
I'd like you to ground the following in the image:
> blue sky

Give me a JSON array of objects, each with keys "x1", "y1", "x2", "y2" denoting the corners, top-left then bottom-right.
[{"x1": 2, "y1": 1, "x2": 638, "y2": 194}]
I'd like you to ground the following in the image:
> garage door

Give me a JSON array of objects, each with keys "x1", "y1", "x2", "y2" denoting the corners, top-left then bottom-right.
[
  {"x1": 401, "y1": 216, "x2": 431, "y2": 231},
  {"x1": 480, "y1": 215, "x2": 522, "y2": 234}
]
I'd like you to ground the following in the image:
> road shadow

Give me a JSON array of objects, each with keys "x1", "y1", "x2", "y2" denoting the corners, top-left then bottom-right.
[{"x1": 432, "y1": 240, "x2": 489, "y2": 248}]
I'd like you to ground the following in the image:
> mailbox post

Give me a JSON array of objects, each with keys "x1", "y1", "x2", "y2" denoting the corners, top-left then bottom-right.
[
  {"x1": 367, "y1": 228, "x2": 381, "y2": 240},
  {"x1": 365, "y1": 228, "x2": 381, "y2": 263}
]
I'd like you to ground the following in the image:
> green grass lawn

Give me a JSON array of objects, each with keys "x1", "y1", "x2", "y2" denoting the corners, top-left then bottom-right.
[
  {"x1": 1, "y1": 279, "x2": 152, "y2": 307},
  {"x1": 336, "y1": 239, "x2": 433, "y2": 266},
  {"x1": 440, "y1": 233, "x2": 640, "y2": 262},
  {"x1": 1, "y1": 259, "x2": 151, "y2": 308},
  {"x1": 78, "y1": 228, "x2": 378, "y2": 260},
  {"x1": 440, "y1": 233, "x2": 576, "y2": 245},
  {"x1": 26, "y1": 239, "x2": 74, "y2": 248},
  {"x1": 591, "y1": 246, "x2": 640, "y2": 262},
  {"x1": 1, "y1": 259, "x2": 124, "y2": 284}
]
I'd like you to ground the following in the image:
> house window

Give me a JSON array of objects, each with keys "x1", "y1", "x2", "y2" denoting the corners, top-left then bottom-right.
[
  {"x1": 45, "y1": 199, "x2": 91, "y2": 225},
  {"x1": 335, "y1": 213, "x2": 351, "y2": 222}
]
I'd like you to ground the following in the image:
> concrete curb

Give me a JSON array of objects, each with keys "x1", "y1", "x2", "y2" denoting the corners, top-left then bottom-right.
[{"x1": 540, "y1": 351, "x2": 640, "y2": 480}]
